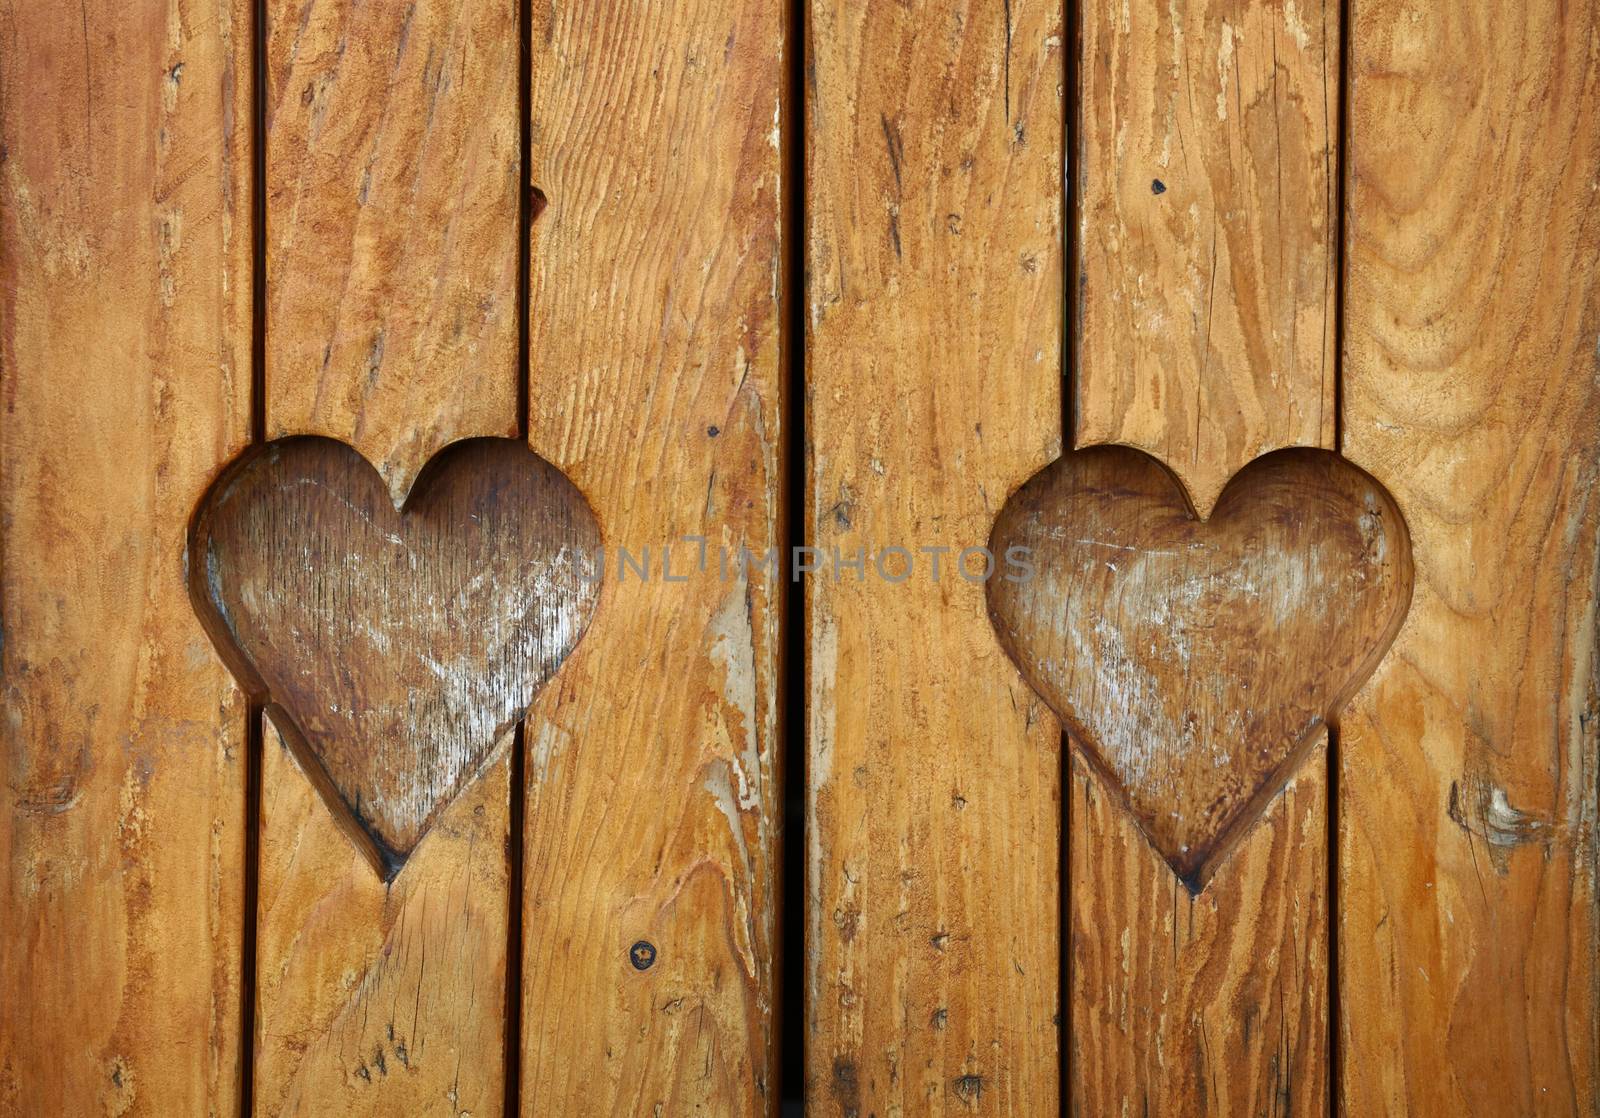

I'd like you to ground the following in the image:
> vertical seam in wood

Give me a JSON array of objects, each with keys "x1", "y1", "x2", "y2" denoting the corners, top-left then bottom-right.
[
  {"x1": 242, "y1": 0, "x2": 269, "y2": 1111},
  {"x1": 1326, "y1": 725, "x2": 1342, "y2": 1118},
  {"x1": 506, "y1": 723, "x2": 526, "y2": 1117},
  {"x1": 783, "y1": 0, "x2": 806, "y2": 1108},
  {"x1": 1330, "y1": 0, "x2": 1351, "y2": 1111},
  {"x1": 517, "y1": 0, "x2": 533, "y2": 445},
  {"x1": 1332, "y1": 0, "x2": 1349, "y2": 459},
  {"x1": 509, "y1": 0, "x2": 533, "y2": 1110},
  {"x1": 251, "y1": 0, "x2": 266, "y2": 450},
  {"x1": 1062, "y1": 0, "x2": 1080, "y2": 1112},
  {"x1": 1063, "y1": 0, "x2": 1079, "y2": 456}
]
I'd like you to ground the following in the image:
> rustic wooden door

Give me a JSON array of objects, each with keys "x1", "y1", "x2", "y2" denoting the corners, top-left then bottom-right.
[{"x1": 3, "y1": 2, "x2": 1597, "y2": 1116}]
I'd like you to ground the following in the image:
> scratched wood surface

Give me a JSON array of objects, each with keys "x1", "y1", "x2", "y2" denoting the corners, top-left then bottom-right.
[
  {"x1": 191, "y1": 437, "x2": 599, "y2": 875},
  {"x1": 250, "y1": 0, "x2": 527, "y2": 1110},
  {"x1": 806, "y1": 1, "x2": 1065, "y2": 1112},
  {"x1": 989, "y1": 447, "x2": 1410, "y2": 888},
  {"x1": 1075, "y1": 0, "x2": 1338, "y2": 519},
  {"x1": 1338, "y1": 0, "x2": 1600, "y2": 1112},
  {"x1": 264, "y1": 0, "x2": 521, "y2": 506},
  {"x1": 519, "y1": 1, "x2": 786, "y2": 1113},
  {"x1": 1066, "y1": 0, "x2": 1340, "y2": 1111},
  {"x1": 0, "y1": 1, "x2": 254, "y2": 1113}
]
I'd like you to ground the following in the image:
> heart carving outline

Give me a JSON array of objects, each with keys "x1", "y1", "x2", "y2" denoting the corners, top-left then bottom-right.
[
  {"x1": 987, "y1": 447, "x2": 1413, "y2": 890},
  {"x1": 188, "y1": 436, "x2": 601, "y2": 879}
]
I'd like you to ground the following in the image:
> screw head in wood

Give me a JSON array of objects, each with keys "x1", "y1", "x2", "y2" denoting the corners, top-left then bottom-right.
[{"x1": 629, "y1": 940, "x2": 657, "y2": 971}]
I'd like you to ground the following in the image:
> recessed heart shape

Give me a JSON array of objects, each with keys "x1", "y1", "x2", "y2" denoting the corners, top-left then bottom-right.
[
  {"x1": 987, "y1": 447, "x2": 1412, "y2": 889},
  {"x1": 189, "y1": 437, "x2": 600, "y2": 879}
]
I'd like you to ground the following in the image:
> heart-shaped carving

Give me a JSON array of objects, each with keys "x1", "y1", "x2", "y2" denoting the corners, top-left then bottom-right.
[
  {"x1": 189, "y1": 437, "x2": 600, "y2": 879},
  {"x1": 987, "y1": 447, "x2": 1412, "y2": 889}
]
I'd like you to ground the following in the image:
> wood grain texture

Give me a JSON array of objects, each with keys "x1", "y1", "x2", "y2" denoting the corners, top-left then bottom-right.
[
  {"x1": 1075, "y1": 0, "x2": 1338, "y2": 518},
  {"x1": 1067, "y1": 1, "x2": 1339, "y2": 1111},
  {"x1": 253, "y1": 1, "x2": 526, "y2": 1108},
  {"x1": 1338, "y1": 1, "x2": 1600, "y2": 1112},
  {"x1": 254, "y1": 718, "x2": 510, "y2": 1116},
  {"x1": 989, "y1": 447, "x2": 1409, "y2": 887},
  {"x1": 807, "y1": 1, "x2": 1064, "y2": 1112},
  {"x1": 192, "y1": 437, "x2": 598, "y2": 874},
  {"x1": 1069, "y1": 742, "x2": 1330, "y2": 1113},
  {"x1": 264, "y1": 0, "x2": 521, "y2": 505},
  {"x1": 0, "y1": 2, "x2": 253, "y2": 1113},
  {"x1": 520, "y1": 1, "x2": 786, "y2": 1113}
]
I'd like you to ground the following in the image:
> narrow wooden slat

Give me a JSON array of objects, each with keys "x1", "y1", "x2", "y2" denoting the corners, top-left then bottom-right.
[
  {"x1": 0, "y1": 2, "x2": 253, "y2": 1112},
  {"x1": 520, "y1": 2, "x2": 787, "y2": 1113},
  {"x1": 264, "y1": 0, "x2": 521, "y2": 505},
  {"x1": 254, "y1": 720, "x2": 510, "y2": 1115},
  {"x1": 1069, "y1": 743, "x2": 1329, "y2": 1112},
  {"x1": 1069, "y1": 2, "x2": 1337, "y2": 1112},
  {"x1": 1076, "y1": 0, "x2": 1338, "y2": 518},
  {"x1": 1339, "y1": 2, "x2": 1600, "y2": 1111},
  {"x1": 806, "y1": 2, "x2": 1064, "y2": 1112},
  {"x1": 253, "y1": 0, "x2": 522, "y2": 1109}
]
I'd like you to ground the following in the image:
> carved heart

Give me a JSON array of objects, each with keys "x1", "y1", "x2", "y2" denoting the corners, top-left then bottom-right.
[
  {"x1": 190, "y1": 437, "x2": 600, "y2": 878},
  {"x1": 987, "y1": 447, "x2": 1412, "y2": 889}
]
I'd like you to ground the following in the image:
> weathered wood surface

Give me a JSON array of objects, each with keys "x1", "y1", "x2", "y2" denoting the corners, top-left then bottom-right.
[
  {"x1": 806, "y1": 0, "x2": 1065, "y2": 1111},
  {"x1": 989, "y1": 447, "x2": 1410, "y2": 887},
  {"x1": 0, "y1": 1, "x2": 254, "y2": 1113},
  {"x1": 192, "y1": 437, "x2": 599, "y2": 874},
  {"x1": 1075, "y1": 0, "x2": 1339, "y2": 519},
  {"x1": 1338, "y1": 1, "x2": 1600, "y2": 1112},
  {"x1": 264, "y1": 0, "x2": 521, "y2": 505},
  {"x1": 251, "y1": 0, "x2": 527, "y2": 1109},
  {"x1": 254, "y1": 718, "x2": 511, "y2": 1116},
  {"x1": 1066, "y1": 0, "x2": 1340, "y2": 1111},
  {"x1": 1069, "y1": 740, "x2": 1330, "y2": 1113},
  {"x1": 520, "y1": 1, "x2": 786, "y2": 1112}
]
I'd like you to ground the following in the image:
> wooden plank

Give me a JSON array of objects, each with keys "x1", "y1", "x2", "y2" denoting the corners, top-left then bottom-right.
[
  {"x1": 1067, "y1": 1, "x2": 1339, "y2": 1112},
  {"x1": 264, "y1": 0, "x2": 521, "y2": 505},
  {"x1": 254, "y1": 719, "x2": 512, "y2": 1116},
  {"x1": 251, "y1": 0, "x2": 525, "y2": 1110},
  {"x1": 0, "y1": 2, "x2": 254, "y2": 1113},
  {"x1": 1339, "y1": 1, "x2": 1600, "y2": 1112},
  {"x1": 1069, "y1": 742, "x2": 1329, "y2": 1113},
  {"x1": 806, "y1": 1, "x2": 1065, "y2": 1112},
  {"x1": 1075, "y1": 0, "x2": 1339, "y2": 519},
  {"x1": 520, "y1": 1, "x2": 787, "y2": 1112}
]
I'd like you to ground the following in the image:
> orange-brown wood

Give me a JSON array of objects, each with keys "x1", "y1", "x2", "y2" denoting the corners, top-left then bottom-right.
[
  {"x1": 1338, "y1": 1, "x2": 1600, "y2": 1111},
  {"x1": 1076, "y1": 0, "x2": 1339, "y2": 519},
  {"x1": 264, "y1": 0, "x2": 521, "y2": 505},
  {"x1": 191, "y1": 437, "x2": 599, "y2": 875},
  {"x1": 1066, "y1": 1, "x2": 1339, "y2": 1112},
  {"x1": 253, "y1": 719, "x2": 511, "y2": 1116},
  {"x1": 519, "y1": 2, "x2": 787, "y2": 1112},
  {"x1": 1069, "y1": 741, "x2": 1331, "y2": 1112},
  {"x1": 989, "y1": 447, "x2": 1410, "y2": 888},
  {"x1": 251, "y1": 1, "x2": 528, "y2": 1110},
  {"x1": 806, "y1": 1, "x2": 1065, "y2": 1111},
  {"x1": 0, "y1": 1, "x2": 254, "y2": 1112}
]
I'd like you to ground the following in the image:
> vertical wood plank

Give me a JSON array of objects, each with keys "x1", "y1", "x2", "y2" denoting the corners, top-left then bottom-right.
[
  {"x1": 1076, "y1": 0, "x2": 1338, "y2": 519},
  {"x1": 264, "y1": 0, "x2": 521, "y2": 505},
  {"x1": 1069, "y1": 1, "x2": 1337, "y2": 1112},
  {"x1": 0, "y1": 2, "x2": 254, "y2": 1113},
  {"x1": 1068, "y1": 743, "x2": 1329, "y2": 1113},
  {"x1": 1339, "y1": 1, "x2": 1600, "y2": 1112},
  {"x1": 254, "y1": 720, "x2": 510, "y2": 1115},
  {"x1": 521, "y1": 1, "x2": 787, "y2": 1113},
  {"x1": 806, "y1": 2, "x2": 1064, "y2": 1112},
  {"x1": 253, "y1": 0, "x2": 521, "y2": 1110}
]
